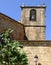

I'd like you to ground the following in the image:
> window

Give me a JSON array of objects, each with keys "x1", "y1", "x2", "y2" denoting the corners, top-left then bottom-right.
[{"x1": 30, "y1": 9, "x2": 36, "y2": 21}]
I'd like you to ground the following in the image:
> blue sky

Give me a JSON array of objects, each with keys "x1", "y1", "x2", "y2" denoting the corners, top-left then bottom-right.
[{"x1": 0, "y1": 0, "x2": 51, "y2": 40}]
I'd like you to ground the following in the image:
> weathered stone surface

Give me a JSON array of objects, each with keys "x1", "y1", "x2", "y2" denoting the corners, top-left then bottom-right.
[
  {"x1": 19, "y1": 40, "x2": 51, "y2": 65},
  {"x1": 21, "y1": 6, "x2": 46, "y2": 40},
  {"x1": 0, "y1": 13, "x2": 25, "y2": 40}
]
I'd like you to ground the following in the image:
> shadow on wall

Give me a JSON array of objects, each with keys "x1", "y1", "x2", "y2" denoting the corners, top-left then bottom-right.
[
  {"x1": 24, "y1": 35, "x2": 28, "y2": 40},
  {"x1": 38, "y1": 63, "x2": 41, "y2": 65}
]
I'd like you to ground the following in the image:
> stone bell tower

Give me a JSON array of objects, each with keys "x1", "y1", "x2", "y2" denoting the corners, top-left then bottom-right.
[{"x1": 21, "y1": 4, "x2": 46, "y2": 40}]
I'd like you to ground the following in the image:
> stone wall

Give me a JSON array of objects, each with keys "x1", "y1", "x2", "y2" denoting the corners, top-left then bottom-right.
[
  {"x1": 0, "y1": 13, "x2": 25, "y2": 40},
  {"x1": 19, "y1": 40, "x2": 51, "y2": 65},
  {"x1": 25, "y1": 26, "x2": 46, "y2": 40},
  {"x1": 21, "y1": 6, "x2": 46, "y2": 40}
]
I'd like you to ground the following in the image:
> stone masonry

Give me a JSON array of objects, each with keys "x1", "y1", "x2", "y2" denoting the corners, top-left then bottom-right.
[
  {"x1": 20, "y1": 4, "x2": 51, "y2": 65},
  {"x1": 19, "y1": 40, "x2": 51, "y2": 65},
  {"x1": 21, "y1": 5, "x2": 46, "y2": 40},
  {"x1": 0, "y1": 13, "x2": 25, "y2": 40}
]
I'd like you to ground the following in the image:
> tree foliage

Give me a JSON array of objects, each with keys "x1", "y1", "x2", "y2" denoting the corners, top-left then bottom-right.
[{"x1": 0, "y1": 29, "x2": 28, "y2": 65}]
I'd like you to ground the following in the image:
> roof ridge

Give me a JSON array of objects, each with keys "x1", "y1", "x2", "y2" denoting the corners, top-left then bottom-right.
[{"x1": 0, "y1": 12, "x2": 24, "y2": 26}]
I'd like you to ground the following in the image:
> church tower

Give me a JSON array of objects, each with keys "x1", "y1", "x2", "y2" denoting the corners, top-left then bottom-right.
[{"x1": 21, "y1": 4, "x2": 46, "y2": 40}]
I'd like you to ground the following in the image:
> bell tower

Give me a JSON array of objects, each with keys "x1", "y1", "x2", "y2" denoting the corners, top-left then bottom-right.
[{"x1": 21, "y1": 4, "x2": 46, "y2": 40}]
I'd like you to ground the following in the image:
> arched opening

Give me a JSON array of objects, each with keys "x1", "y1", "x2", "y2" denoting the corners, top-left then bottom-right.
[{"x1": 30, "y1": 9, "x2": 36, "y2": 21}]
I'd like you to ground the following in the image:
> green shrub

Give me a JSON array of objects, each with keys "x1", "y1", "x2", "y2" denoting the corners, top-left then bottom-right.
[{"x1": 0, "y1": 29, "x2": 28, "y2": 65}]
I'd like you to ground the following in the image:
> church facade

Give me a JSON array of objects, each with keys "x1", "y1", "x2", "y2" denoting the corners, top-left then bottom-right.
[{"x1": 0, "y1": 4, "x2": 51, "y2": 65}]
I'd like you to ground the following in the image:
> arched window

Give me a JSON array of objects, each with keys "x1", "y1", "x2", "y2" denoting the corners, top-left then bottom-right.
[{"x1": 30, "y1": 9, "x2": 36, "y2": 21}]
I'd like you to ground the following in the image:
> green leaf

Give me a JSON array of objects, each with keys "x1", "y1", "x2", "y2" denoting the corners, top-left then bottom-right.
[{"x1": 0, "y1": 29, "x2": 28, "y2": 65}]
